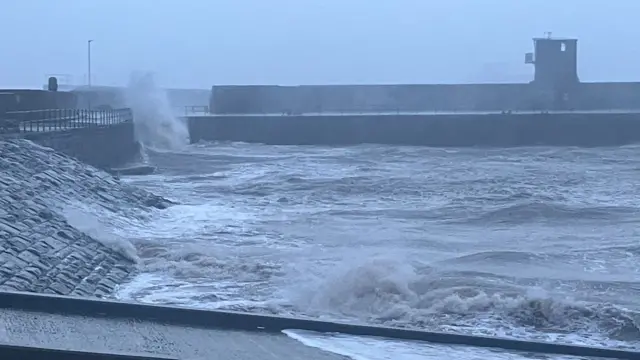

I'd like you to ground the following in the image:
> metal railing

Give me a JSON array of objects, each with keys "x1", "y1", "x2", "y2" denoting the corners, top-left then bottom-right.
[
  {"x1": 179, "y1": 105, "x2": 210, "y2": 115},
  {"x1": 0, "y1": 108, "x2": 133, "y2": 134}
]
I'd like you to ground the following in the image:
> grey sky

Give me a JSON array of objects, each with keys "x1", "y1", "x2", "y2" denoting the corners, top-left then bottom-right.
[{"x1": 2, "y1": 0, "x2": 638, "y2": 89}]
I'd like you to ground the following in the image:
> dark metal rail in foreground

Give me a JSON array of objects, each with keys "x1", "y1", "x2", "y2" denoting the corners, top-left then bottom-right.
[
  {"x1": 0, "y1": 343, "x2": 177, "y2": 360},
  {"x1": 0, "y1": 108, "x2": 133, "y2": 134}
]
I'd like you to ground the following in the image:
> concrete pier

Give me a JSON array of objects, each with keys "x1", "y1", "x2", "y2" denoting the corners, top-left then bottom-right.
[{"x1": 187, "y1": 111, "x2": 640, "y2": 147}]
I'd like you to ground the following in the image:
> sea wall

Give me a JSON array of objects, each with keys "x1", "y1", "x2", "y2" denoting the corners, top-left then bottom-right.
[
  {"x1": 210, "y1": 82, "x2": 640, "y2": 114},
  {"x1": 0, "y1": 139, "x2": 169, "y2": 297},
  {"x1": 187, "y1": 112, "x2": 640, "y2": 147},
  {"x1": 22, "y1": 122, "x2": 140, "y2": 170}
]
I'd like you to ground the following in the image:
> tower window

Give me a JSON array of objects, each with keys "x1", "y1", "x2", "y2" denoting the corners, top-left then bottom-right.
[{"x1": 560, "y1": 42, "x2": 566, "y2": 51}]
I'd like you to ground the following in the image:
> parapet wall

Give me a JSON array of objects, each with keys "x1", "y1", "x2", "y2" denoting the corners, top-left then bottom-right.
[
  {"x1": 210, "y1": 82, "x2": 640, "y2": 114},
  {"x1": 211, "y1": 84, "x2": 535, "y2": 114},
  {"x1": 188, "y1": 112, "x2": 640, "y2": 147}
]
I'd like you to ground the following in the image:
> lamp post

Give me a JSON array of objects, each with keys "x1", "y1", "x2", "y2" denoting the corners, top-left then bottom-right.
[{"x1": 87, "y1": 40, "x2": 93, "y2": 87}]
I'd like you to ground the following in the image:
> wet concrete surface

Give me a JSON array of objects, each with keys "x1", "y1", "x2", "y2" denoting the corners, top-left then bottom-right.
[{"x1": 0, "y1": 308, "x2": 348, "y2": 360}]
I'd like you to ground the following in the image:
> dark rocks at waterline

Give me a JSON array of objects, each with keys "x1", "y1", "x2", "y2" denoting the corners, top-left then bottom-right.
[{"x1": 108, "y1": 165, "x2": 157, "y2": 177}]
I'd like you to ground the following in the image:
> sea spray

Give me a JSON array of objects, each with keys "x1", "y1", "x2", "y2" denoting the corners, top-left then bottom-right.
[
  {"x1": 60, "y1": 203, "x2": 140, "y2": 263},
  {"x1": 125, "y1": 72, "x2": 190, "y2": 151}
]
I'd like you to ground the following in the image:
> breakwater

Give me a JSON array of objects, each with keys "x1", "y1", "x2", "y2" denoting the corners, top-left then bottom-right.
[{"x1": 187, "y1": 111, "x2": 640, "y2": 147}]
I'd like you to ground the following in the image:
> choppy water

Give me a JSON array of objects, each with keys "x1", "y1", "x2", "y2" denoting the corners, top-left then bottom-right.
[{"x1": 83, "y1": 142, "x2": 640, "y2": 359}]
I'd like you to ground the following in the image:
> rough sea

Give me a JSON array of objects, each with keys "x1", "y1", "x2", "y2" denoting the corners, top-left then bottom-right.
[{"x1": 72, "y1": 138, "x2": 640, "y2": 359}]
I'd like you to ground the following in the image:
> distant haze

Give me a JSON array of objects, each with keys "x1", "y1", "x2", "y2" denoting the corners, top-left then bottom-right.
[{"x1": 2, "y1": 0, "x2": 639, "y2": 88}]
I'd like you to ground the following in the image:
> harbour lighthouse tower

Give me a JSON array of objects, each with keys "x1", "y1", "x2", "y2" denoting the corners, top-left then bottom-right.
[{"x1": 525, "y1": 32, "x2": 580, "y2": 110}]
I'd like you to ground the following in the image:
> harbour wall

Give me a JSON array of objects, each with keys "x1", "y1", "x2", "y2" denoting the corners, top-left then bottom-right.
[
  {"x1": 187, "y1": 112, "x2": 640, "y2": 147},
  {"x1": 23, "y1": 122, "x2": 141, "y2": 170},
  {"x1": 210, "y1": 82, "x2": 640, "y2": 114}
]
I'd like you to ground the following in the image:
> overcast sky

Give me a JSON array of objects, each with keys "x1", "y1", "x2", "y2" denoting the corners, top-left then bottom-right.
[{"x1": 2, "y1": 0, "x2": 639, "y2": 89}]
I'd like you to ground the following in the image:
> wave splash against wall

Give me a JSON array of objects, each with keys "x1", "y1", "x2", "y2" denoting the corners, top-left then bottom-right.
[{"x1": 126, "y1": 72, "x2": 190, "y2": 151}]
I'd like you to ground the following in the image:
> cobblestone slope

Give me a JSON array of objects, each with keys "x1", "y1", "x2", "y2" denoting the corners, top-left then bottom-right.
[{"x1": 0, "y1": 139, "x2": 170, "y2": 297}]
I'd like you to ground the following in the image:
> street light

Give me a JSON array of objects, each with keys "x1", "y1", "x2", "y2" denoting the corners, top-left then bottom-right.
[{"x1": 87, "y1": 40, "x2": 93, "y2": 87}]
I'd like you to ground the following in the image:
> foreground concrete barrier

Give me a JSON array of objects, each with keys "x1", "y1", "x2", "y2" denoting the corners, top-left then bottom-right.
[
  {"x1": 1, "y1": 291, "x2": 639, "y2": 359},
  {"x1": 0, "y1": 343, "x2": 177, "y2": 360}
]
